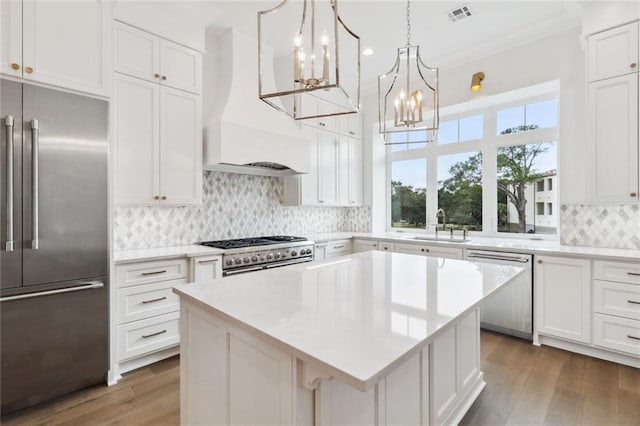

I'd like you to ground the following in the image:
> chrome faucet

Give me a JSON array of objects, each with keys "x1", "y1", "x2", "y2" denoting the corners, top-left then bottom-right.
[{"x1": 436, "y1": 209, "x2": 446, "y2": 232}]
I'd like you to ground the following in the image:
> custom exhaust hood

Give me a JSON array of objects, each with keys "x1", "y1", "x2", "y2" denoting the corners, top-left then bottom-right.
[{"x1": 203, "y1": 30, "x2": 310, "y2": 177}]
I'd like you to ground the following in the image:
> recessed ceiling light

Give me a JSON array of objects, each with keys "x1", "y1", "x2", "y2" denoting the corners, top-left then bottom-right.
[{"x1": 363, "y1": 48, "x2": 374, "y2": 56}]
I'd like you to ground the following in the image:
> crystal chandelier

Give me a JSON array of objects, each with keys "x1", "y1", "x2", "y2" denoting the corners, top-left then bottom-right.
[
  {"x1": 378, "y1": 1, "x2": 439, "y2": 144},
  {"x1": 258, "y1": 0, "x2": 360, "y2": 120}
]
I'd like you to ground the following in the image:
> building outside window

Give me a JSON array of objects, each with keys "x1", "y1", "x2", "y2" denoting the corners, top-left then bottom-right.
[{"x1": 387, "y1": 82, "x2": 559, "y2": 236}]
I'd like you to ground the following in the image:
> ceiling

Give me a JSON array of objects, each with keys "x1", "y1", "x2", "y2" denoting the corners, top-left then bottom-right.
[{"x1": 160, "y1": 1, "x2": 583, "y2": 95}]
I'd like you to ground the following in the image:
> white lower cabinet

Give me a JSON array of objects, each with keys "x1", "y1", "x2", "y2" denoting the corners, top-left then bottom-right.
[
  {"x1": 353, "y1": 239, "x2": 378, "y2": 253},
  {"x1": 535, "y1": 255, "x2": 592, "y2": 344},
  {"x1": 313, "y1": 239, "x2": 352, "y2": 262},
  {"x1": 395, "y1": 242, "x2": 463, "y2": 259},
  {"x1": 592, "y1": 260, "x2": 640, "y2": 358},
  {"x1": 114, "y1": 254, "x2": 221, "y2": 376},
  {"x1": 191, "y1": 255, "x2": 223, "y2": 281}
]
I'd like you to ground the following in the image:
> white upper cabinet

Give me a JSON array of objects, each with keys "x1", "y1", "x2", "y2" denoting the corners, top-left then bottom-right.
[
  {"x1": 1, "y1": 0, "x2": 110, "y2": 97},
  {"x1": 114, "y1": 21, "x2": 201, "y2": 94},
  {"x1": 588, "y1": 74, "x2": 639, "y2": 202},
  {"x1": 588, "y1": 22, "x2": 639, "y2": 82},
  {"x1": 318, "y1": 132, "x2": 339, "y2": 205},
  {"x1": 160, "y1": 86, "x2": 202, "y2": 205}
]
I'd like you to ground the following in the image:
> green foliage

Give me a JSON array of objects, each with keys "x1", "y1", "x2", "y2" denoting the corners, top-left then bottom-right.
[{"x1": 391, "y1": 180, "x2": 426, "y2": 227}]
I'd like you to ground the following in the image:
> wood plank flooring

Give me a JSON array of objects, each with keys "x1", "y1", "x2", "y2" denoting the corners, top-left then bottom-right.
[{"x1": 2, "y1": 331, "x2": 639, "y2": 425}]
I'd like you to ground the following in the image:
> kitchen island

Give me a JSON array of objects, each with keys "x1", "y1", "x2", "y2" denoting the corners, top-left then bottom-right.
[{"x1": 173, "y1": 251, "x2": 524, "y2": 425}]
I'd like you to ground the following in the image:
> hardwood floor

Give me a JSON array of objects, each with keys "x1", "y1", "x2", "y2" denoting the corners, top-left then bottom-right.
[{"x1": 2, "y1": 331, "x2": 639, "y2": 425}]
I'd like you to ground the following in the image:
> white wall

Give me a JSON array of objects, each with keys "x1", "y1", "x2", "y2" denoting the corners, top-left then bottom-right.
[{"x1": 362, "y1": 28, "x2": 587, "y2": 232}]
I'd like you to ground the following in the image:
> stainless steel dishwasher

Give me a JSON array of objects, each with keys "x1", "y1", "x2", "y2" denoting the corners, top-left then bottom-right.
[{"x1": 466, "y1": 250, "x2": 533, "y2": 340}]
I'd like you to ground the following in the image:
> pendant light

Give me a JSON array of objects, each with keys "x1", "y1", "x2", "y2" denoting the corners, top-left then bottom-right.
[
  {"x1": 258, "y1": 0, "x2": 361, "y2": 120},
  {"x1": 378, "y1": 1, "x2": 439, "y2": 145}
]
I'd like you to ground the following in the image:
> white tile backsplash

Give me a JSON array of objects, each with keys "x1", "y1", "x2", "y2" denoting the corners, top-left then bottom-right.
[
  {"x1": 113, "y1": 171, "x2": 371, "y2": 250},
  {"x1": 560, "y1": 204, "x2": 640, "y2": 249}
]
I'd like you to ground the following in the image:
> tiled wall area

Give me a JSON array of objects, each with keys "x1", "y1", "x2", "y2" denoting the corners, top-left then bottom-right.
[
  {"x1": 560, "y1": 204, "x2": 640, "y2": 249},
  {"x1": 113, "y1": 171, "x2": 372, "y2": 250}
]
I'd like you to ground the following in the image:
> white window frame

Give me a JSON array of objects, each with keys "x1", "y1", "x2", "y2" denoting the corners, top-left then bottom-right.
[{"x1": 386, "y1": 87, "x2": 560, "y2": 239}]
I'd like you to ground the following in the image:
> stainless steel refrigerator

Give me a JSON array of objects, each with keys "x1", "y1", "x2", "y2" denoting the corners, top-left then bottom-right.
[{"x1": 1, "y1": 79, "x2": 109, "y2": 414}]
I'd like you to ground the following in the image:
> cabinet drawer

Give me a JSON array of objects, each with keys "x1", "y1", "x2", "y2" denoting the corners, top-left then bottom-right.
[
  {"x1": 594, "y1": 261, "x2": 640, "y2": 285},
  {"x1": 379, "y1": 242, "x2": 395, "y2": 252},
  {"x1": 325, "y1": 240, "x2": 352, "y2": 256},
  {"x1": 594, "y1": 280, "x2": 640, "y2": 320},
  {"x1": 117, "y1": 279, "x2": 185, "y2": 324},
  {"x1": 116, "y1": 258, "x2": 188, "y2": 288},
  {"x1": 593, "y1": 313, "x2": 640, "y2": 357},
  {"x1": 353, "y1": 239, "x2": 378, "y2": 253},
  {"x1": 117, "y1": 311, "x2": 180, "y2": 361}
]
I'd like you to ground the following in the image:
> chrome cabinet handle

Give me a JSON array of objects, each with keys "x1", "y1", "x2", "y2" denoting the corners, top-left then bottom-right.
[
  {"x1": 198, "y1": 259, "x2": 219, "y2": 264},
  {"x1": 628, "y1": 272, "x2": 640, "y2": 277},
  {"x1": 31, "y1": 119, "x2": 39, "y2": 250},
  {"x1": 631, "y1": 63, "x2": 637, "y2": 69},
  {"x1": 333, "y1": 245, "x2": 345, "y2": 249},
  {"x1": 141, "y1": 270, "x2": 167, "y2": 276},
  {"x1": 627, "y1": 300, "x2": 640, "y2": 305},
  {"x1": 142, "y1": 329, "x2": 167, "y2": 339},
  {"x1": 628, "y1": 335, "x2": 640, "y2": 341},
  {"x1": 4, "y1": 115, "x2": 14, "y2": 252},
  {"x1": 142, "y1": 296, "x2": 167, "y2": 304}
]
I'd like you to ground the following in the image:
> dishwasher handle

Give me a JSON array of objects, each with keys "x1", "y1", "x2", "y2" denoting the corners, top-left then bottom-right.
[{"x1": 467, "y1": 252, "x2": 530, "y2": 264}]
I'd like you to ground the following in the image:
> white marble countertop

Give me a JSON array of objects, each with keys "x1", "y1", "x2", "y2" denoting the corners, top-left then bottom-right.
[
  {"x1": 173, "y1": 251, "x2": 524, "y2": 391},
  {"x1": 113, "y1": 245, "x2": 224, "y2": 264},
  {"x1": 325, "y1": 232, "x2": 640, "y2": 261}
]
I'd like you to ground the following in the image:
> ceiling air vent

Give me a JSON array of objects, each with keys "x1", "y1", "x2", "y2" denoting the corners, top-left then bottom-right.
[{"x1": 447, "y1": 4, "x2": 472, "y2": 23}]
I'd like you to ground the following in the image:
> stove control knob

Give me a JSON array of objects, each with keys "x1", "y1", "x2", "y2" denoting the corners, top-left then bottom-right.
[
  {"x1": 243, "y1": 257, "x2": 250, "y2": 264},
  {"x1": 234, "y1": 258, "x2": 242, "y2": 265},
  {"x1": 281, "y1": 252, "x2": 287, "y2": 258},
  {"x1": 291, "y1": 250, "x2": 298, "y2": 257},
  {"x1": 275, "y1": 253, "x2": 281, "y2": 259},
  {"x1": 267, "y1": 254, "x2": 274, "y2": 260},
  {"x1": 225, "y1": 259, "x2": 233, "y2": 266},
  {"x1": 251, "y1": 255, "x2": 258, "y2": 262},
  {"x1": 260, "y1": 256, "x2": 266, "y2": 261},
  {"x1": 304, "y1": 249, "x2": 311, "y2": 255}
]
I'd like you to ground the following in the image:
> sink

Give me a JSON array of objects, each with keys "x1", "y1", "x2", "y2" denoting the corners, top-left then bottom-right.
[{"x1": 401, "y1": 236, "x2": 470, "y2": 243}]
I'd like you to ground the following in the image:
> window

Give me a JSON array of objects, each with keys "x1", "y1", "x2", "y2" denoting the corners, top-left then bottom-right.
[
  {"x1": 386, "y1": 83, "x2": 559, "y2": 237},
  {"x1": 390, "y1": 159, "x2": 426, "y2": 229}
]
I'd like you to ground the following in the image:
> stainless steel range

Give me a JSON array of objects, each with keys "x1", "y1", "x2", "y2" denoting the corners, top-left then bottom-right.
[{"x1": 200, "y1": 236, "x2": 314, "y2": 276}]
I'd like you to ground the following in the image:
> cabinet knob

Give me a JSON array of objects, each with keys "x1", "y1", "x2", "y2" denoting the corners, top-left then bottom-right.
[
  {"x1": 154, "y1": 73, "x2": 160, "y2": 78},
  {"x1": 537, "y1": 259, "x2": 543, "y2": 264},
  {"x1": 631, "y1": 192, "x2": 637, "y2": 197},
  {"x1": 161, "y1": 75, "x2": 167, "y2": 81},
  {"x1": 161, "y1": 195, "x2": 167, "y2": 200},
  {"x1": 24, "y1": 66, "x2": 33, "y2": 74},
  {"x1": 10, "y1": 63, "x2": 19, "y2": 70},
  {"x1": 631, "y1": 63, "x2": 637, "y2": 69},
  {"x1": 154, "y1": 195, "x2": 160, "y2": 200}
]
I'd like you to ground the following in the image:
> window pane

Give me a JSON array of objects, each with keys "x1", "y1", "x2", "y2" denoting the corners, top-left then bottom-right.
[
  {"x1": 389, "y1": 131, "x2": 427, "y2": 152},
  {"x1": 459, "y1": 115, "x2": 483, "y2": 141},
  {"x1": 526, "y1": 99, "x2": 558, "y2": 129},
  {"x1": 496, "y1": 106, "x2": 525, "y2": 135},
  {"x1": 497, "y1": 142, "x2": 557, "y2": 234},
  {"x1": 436, "y1": 120, "x2": 458, "y2": 144},
  {"x1": 391, "y1": 159, "x2": 427, "y2": 229},
  {"x1": 437, "y1": 152, "x2": 483, "y2": 231}
]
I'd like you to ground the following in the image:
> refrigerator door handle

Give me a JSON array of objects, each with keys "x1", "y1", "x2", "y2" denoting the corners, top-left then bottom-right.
[
  {"x1": 31, "y1": 118, "x2": 39, "y2": 250},
  {"x1": 4, "y1": 115, "x2": 15, "y2": 252},
  {"x1": 0, "y1": 281, "x2": 104, "y2": 302}
]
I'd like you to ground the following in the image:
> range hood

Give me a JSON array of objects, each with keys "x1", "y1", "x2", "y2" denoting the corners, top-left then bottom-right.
[{"x1": 203, "y1": 30, "x2": 310, "y2": 177}]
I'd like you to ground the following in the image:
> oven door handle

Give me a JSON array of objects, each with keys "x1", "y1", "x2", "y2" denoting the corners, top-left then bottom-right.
[
  {"x1": 264, "y1": 258, "x2": 312, "y2": 269},
  {"x1": 224, "y1": 266, "x2": 264, "y2": 276}
]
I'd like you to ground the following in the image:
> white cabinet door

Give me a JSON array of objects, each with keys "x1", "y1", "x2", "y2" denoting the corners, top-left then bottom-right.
[
  {"x1": 588, "y1": 22, "x2": 639, "y2": 82},
  {"x1": 160, "y1": 86, "x2": 202, "y2": 205},
  {"x1": 22, "y1": 0, "x2": 109, "y2": 96},
  {"x1": 113, "y1": 20, "x2": 160, "y2": 83},
  {"x1": 348, "y1": 136, "x2": 363, "y2": 205},
  {"x1": 535, "y1": 256, "x2": 592, "y2": 343},
  {"x1": 318, "y1": 132, "x2": 338, "y2": 205},
  {"x1": 114, "y1": 74, "x2": 160, "y2": 205},
  {"x1": 338, "y1": 137, "x2": 350, "y2": 205},
  {"x1": 0, "y1": 0, "x2": 22, "y2": 77},
  {"x1": 192, "y1": 256, "x2": 222, "y2": 282},
  {"x1": 160, "y1": 39, "x2": 202, "y2": 94},
  {"x1": 588, "y1": 74, "x2": 639, "y2": 202}
]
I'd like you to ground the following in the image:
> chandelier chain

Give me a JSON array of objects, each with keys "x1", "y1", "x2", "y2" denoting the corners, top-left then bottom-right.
[{"x1": 406, "y1": 0, "x2": 411, "y2": 46}]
